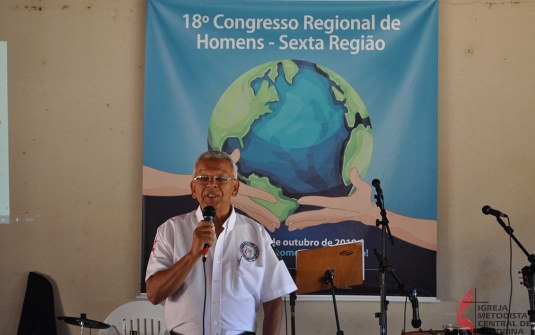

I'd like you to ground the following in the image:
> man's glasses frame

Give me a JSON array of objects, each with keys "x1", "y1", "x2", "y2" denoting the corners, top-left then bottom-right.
[{"x1": 193, "y1": 175, "x2": 237, "y2": 185}]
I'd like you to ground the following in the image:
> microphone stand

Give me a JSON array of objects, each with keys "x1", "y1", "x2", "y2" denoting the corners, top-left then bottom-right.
[
  {"x1": 374, "y1": 185, "x2": 395, "y2": 335},
  {"x1": 325, "y1": 269, "x2": 344, "y2": 335},
  {"x1": 373, "y1": 250, "x2": 420, "y2": 334},
  {"x1": 490, "y1": 216, "x2": 535, "y2": 335},
  {"x1": 290, "y1": 291, "x2": 297, "y2": 335},
  {"x1": 288, "y1": 269, "x2": 297, "y2": 335}
]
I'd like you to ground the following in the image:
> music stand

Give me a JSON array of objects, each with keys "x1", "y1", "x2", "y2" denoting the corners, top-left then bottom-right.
[{"x1": 295, "y1": 242, "x2": 364, "y2": 335}]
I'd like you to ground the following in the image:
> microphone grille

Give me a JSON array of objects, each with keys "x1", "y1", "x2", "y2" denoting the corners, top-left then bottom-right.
[{"x1": 202, "y1": 205, "x2": 216, "y2": 218}]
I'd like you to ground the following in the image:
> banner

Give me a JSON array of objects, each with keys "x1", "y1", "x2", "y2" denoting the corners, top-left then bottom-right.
[{"x1": 142, "y1": 0, "x2": 438, "y2": 297}]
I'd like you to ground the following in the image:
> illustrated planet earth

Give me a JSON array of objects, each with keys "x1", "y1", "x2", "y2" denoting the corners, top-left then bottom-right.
[{"x1": 208, "y1": 59, "x2": 373, "y2": 221}]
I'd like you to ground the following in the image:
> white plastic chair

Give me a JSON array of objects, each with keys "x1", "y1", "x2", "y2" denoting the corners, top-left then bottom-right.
[{"x1": 98, "y1": 300, "x2": 168, "y2": 335}]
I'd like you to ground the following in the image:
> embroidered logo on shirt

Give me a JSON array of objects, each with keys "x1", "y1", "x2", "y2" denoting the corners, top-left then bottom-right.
[{"x1": 240, "y1": 241, "x2": 259, "y2": 262}]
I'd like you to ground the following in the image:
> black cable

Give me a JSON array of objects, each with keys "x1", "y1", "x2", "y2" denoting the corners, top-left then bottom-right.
[
  {"x1": 506, "y1": 216, "x2": 513, "y2": 335},
  {"x1": 203, "y1": 257, "x2": 207, "y2": 335},
  {"x1": 284, "y1": 295, "x2": 288, "y2": 335},
  {"x1": 403, "y1": 294, "x2": 408, "y2": 333}
]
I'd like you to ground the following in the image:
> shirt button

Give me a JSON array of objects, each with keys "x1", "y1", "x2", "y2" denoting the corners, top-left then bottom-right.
[
  {"x1": 216, "y1": 259, "x2": 220, "y2": 263},
  {"x1": 214, "y1": 280, "x2": 219, "y2": 284},
  {"x1": 214, "y1": 321, "x2": 218, "y2": 325},
  {"x1": 213, "y1": 301, "x2": 219, "y2": 305}
]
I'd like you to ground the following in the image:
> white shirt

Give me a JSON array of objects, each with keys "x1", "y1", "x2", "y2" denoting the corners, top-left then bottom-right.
[{"x1": 146, "y1": 207, "x2": 297, "y2": 335}]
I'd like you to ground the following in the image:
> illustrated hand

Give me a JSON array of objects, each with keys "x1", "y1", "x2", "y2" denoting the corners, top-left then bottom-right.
[
  {"x1": 285, "y1": 168, "x2": 381, "y2": 231},
  {"x1": 229, "y1": 148, "x2": 280, "y2": 232},
  {"x1": 232, "y1": 185, "x2": 280, "y2": 232},
  {"x1": 142, "y1": 166, "x2": 192, "y2": 196}
]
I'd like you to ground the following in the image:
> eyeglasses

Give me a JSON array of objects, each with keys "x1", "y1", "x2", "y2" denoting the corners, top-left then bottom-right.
[{"x1": 193, "y1": 175, "x2": 237, "y2": 185}]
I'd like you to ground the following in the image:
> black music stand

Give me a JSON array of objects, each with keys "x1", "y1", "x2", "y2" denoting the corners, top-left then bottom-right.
[{"x1": 295, "y1": 242, "x2": 364, "y2": 335}]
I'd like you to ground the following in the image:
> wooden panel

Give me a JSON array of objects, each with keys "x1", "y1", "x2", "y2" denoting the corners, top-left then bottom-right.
[{"x1": 295, "y1": 242, "x2": 363, "y2": 294}]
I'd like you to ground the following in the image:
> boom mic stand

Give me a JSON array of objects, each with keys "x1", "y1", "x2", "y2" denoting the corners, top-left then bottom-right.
[
  {"x1": 372, "y1": 179, "x2": 395, "y2": 335},
  {"x1": 486, "y1": 213, "x2": 535, "y2": 335},
  {"x1": 373, "y1": 249, "x2": 421, "y2": 333}
]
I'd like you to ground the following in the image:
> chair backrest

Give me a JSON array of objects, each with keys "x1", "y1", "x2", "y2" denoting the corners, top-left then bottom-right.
[{"x1": 98, "y1": 301, "x2": 168, "y2": 335}]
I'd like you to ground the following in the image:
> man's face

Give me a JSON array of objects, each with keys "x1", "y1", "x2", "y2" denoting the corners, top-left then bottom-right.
[{"x1": 190, "y1": 158, "x2": 239, "y2": 215}]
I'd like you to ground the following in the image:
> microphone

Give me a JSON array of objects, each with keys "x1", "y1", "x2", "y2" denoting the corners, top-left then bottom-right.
[
  {"x1": 201, "y1": 206, "x2": 216, "y2": 258},
  {"x1": 411, "y1": 286, "x2": 422, "y2": 329},
  {"x1": 482, "y1": 205, "x2": 508, "y2": 218},
  {"x1": 372, "y1": 179, "x2": 383, "y2": 196}
]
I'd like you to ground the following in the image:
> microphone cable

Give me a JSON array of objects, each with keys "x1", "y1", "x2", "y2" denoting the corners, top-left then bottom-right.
[
  {"x1": 283, "y1": 295, "x2": 288, "y2": 335},
  {"x1": 203, "y1": 256, "x2": 207, "y2": 335},
  {"x1": 506, "y1": 215, "x2": 513, "y2": 335},
  {"x1": 403, "y1": 293, "x2": 408, "y2": 333}
]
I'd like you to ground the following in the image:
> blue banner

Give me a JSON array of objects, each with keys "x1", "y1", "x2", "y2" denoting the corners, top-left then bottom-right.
[{"x1": 142, "y1": 0, "x2": 438, "y2": 297}]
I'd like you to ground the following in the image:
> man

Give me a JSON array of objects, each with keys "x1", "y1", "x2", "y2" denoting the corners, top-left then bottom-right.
[{"x1": 146, "y1": 150, "x2": 297, "y2": 335}]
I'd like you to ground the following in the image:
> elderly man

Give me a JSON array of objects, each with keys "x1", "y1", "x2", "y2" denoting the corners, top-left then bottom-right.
[{"x1": 146, "y1": 150, "x2": 296, "y2": 335}]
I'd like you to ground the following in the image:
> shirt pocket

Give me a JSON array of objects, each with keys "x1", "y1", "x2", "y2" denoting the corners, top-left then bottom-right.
[{"x1": 231, "y1": 258, "x2": 264, "y2": 297}]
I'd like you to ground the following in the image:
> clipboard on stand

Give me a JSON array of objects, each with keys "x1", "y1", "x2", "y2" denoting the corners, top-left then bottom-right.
[
  {"x1": 295, "y1": 242, "x2": 364, "y2": 335},
  {"x1": 295, "y1": 241, "x2": 364, "y2": 294}
]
